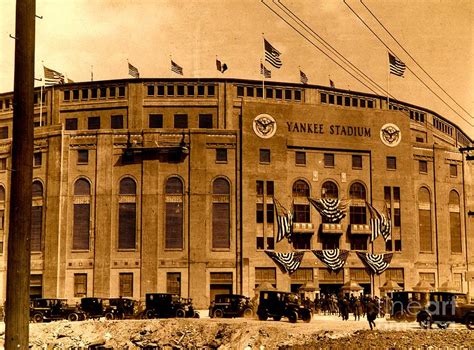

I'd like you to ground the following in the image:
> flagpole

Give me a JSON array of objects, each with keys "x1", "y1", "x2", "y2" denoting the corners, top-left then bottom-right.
[
  {"x1": 91, "y1": 65, "x2": 93, "y2": 82},
  {"x1": 387, "y1": 65, "x2": 390, "y2": 109},
  {"x1": 262, "y1": 33, "x2": 266, "y2": 99},
  {"x1": 39, "y1": 82, "x2": 43, "y2": 127}
]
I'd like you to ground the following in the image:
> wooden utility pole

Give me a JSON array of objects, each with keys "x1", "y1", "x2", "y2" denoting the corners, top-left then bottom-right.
[{"x1": 5, "y1": 0, "x2": 35, "y2": 349}]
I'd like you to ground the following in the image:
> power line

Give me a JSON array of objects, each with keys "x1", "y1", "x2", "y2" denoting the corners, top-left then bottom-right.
[
  {"x1": 360, "y1": 0, "x2": 472, "y2": 119},
  {"x1": 275, "y1": 0, "x2": 390, "y2": 98},
  {"x1": 343, "y1": 0, "x2": 473, "y2": 126},
  {"x1": 261, "y1": 0, "x2": 381, "y2": 95}
]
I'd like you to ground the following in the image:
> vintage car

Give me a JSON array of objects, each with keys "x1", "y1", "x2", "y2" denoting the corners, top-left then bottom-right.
[
  {"x1": 256, "y1": 290, "x2": 312, "y2": 323},
  {"x1": 416, "y1": 292, "x2": 474, "y2": 329},
  {"x1": 105, "y1": 297, "x2": 138, "y2": 319},
  {"x1": 80, "y1": 297, "x2": 117, "y2": 320},
  {"x1": 389, "y1": 291, "x2": 429, "y2": 321},
  {"x1": 144, "y1": 293, "x2": 198, "y2": 319},
  {"x1": 30, "y1": 298, "x2": 85, "y2": 323},
  {"x1": 209, "y1": 294, "x2": 254, "y2": 318}
]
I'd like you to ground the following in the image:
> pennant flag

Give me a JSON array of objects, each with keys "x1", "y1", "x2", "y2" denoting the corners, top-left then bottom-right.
[
  {"x1": 43, "y1": 66, "x2": 65, "y2": 86},
  {"x1": 260, "y1": 63, "x2": 271, "y2": 78},
  {"x1": 312, "y1": 249, "x2": 349, "y2": 271},
  {"x1": 265, "y1": 251, "x2": 304, "y2": 275},
  {"x1": 329, "y1": 79, "x2": 335, "y2": 88},
  {"x1": 128, "y1": 62, "x2": 140, "y2": 78},
  {"x1": 308, "y1": 198, "x2": 346, "y2": 223},
  {"x1": 357, "y1": 252, "x2": 393, "y2": 274},
  {"x1": 171, "y1": 60, "x2": 183, "y2": 75},
  {"x1": 388, "y1": 52, "x2": 406, "y2": 77},
  {"x1": 273, "y1": 198, "x2": 293, "y2": 242},
  {"x1": 216, "y1": 59, "x2": 228, "y2": 73},
  {"x1": 300, "y1": 70, "x2": 308, "y2": 84},
  {"x1": 366, "y1": 201, "x2": 391, "y2": 242},
  {"x1": 264, "y1": 39, "x2": 282, "y2": 68}
]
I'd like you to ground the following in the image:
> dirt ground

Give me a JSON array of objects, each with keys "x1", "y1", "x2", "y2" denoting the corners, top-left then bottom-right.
[{"x1": 0, "y1": 314, "x2": 472, "y2": 349}]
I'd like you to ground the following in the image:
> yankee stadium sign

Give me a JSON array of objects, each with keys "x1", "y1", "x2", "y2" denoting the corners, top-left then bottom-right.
[{"x1": 286, "y1": 122, "x2": 371, "y2": 138}]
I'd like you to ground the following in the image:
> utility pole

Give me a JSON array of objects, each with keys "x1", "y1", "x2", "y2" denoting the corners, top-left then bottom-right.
[{"x1": 5, "y1": 0, "x2": 35, "y2": 349}]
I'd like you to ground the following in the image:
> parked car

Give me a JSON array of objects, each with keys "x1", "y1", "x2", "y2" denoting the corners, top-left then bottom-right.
[
  {"x1": 105, "y1": 297, "x2": 138, "y2": 319},
  {"x1": 30, "y1": 298, "x2": 85, "y2": 323},
  {"x1": 144, "y1": 293, "x2": 199, "y2": 319},
  {"x1": 209, "y1": 294, "x2": 254, "y2": 318},
  {"x1": 256, "y1": 290, "x2": 312, "y2": 323},
  {"x1": 416, "y1": 292, "x2": 474, "y2": 329},
  {"x1": 80, "y1": 297, "x2": 117, "y2": 320},
  {"x1": 389, "y1": 291, "x2": 428, "y2": 321}
]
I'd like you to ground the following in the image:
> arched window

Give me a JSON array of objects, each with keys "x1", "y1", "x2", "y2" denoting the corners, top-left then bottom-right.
[
  {"x1": 0, "y1": 185, "x2": 5, "y2": 252},
  {"x1": 118, "y1": 177, "x2": 137, "y2": 250},
  {"x1": 349, "y1": 182, "x2": 366, "y2": 200},
  {"x1": 212, "y1": 178, "x2": 230, "y2": 249},
  {"x1": 292, "y1": 180, "x2": 310, "y2": 197},
  {"x1": 349, "y1": 182, "x2": 367, "y2": 224},
  {"x1": 165, "y1": 177, "x2": 183, "y2": 249},
  {"x1": 73, "y1": 178, "x2": 91, "y2": 250},
  {"x1": 321, "y1": 181, "x2": 338, "y2": 199},
  {"x1": 449, "y1": 190, "x2": 461, "y2": 253},
  {"x1": 31, "y1": 180, "x2": 44, "y2": 252},
  {"x1": 292, "y1": 180, "x2": 310, "y2": 223},
  {"x1": 418, "y1": 187, "x2": 432, "y2": 252}
]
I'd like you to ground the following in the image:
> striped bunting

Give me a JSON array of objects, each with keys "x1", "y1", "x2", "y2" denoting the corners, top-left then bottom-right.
[
  {"x1": 357, "y1": 252, "x2": 393, "y2": 275},
  {"x1": 388, "y1": 52, "x2": 406, "y2": 77},
  {"x1": 308, "y1": 198, "x2": 346, "y2": 223},
  {"x1": 273, "y1": 198, "x2": 293, "y2": 242},
  {"x1": 265, "y1": 251, "x2": 304, "y2": 275},
  {"x1": 366, "y1": 202, "x2": 391, "y2": 242},
  {"x1": 264, "y1": 39, "x2": 282, "y2": 69},
  {"x1": 312, "y1": 249, "x2": 349, "y2": 271}
]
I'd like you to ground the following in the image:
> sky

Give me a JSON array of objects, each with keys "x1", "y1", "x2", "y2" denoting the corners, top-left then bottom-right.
[{"x1": 1, "y1": 0, "x2": 473, "y2": 138}]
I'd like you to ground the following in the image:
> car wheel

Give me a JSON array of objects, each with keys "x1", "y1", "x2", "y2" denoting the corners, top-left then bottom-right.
[
  {"x1": 465, "y1": 315, "x2": 474, "y2": 330},
  {"x1": 67, "y1": 313, "x2": 79, "y2": 322},
  {"x1": 419, "y1": 315, "x2": 432, "y2": 329},
  {"x1": 213, "y1": 309, "x2": 224, "y2": 318},
  {"x1": 243, "y1": 308, "x2": 254, "y2": 319},
  {"x1": 32, "y1": 313, "x2": 43, "y2": 323},
  {"x1": 146, "y1": 310, "x2": 155, "y2": 319},
  {"x1": 393, "y1": 311, "x2": 403, "y2": 322},
  {"x1": 302, "y1": 310, "x2": 312, "y2": 323},
  {"x1": 176, "y1": 309, "x2": 186, "y2": 318},
  {"x1": 272, "y1": 315, "x2": 282, "y2": 321},
  {"x1": 288, "y1": 310, "x2": 298, "y2": 323},
  {"x1": 436, "y1": 322, "x2": 449, "y2": 329},
  {"x1": 258, "y1": 310, "x2": 268, "y2": 321},
  {"x1": 193, "y1": 311, "x2": 200, "y2": 318},
  {"x1": 104, "y1": 312, "x2": 114, "y2": 320}
]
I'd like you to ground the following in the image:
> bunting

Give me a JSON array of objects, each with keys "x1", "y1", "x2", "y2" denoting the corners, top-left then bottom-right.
[
  {"x1": 265, "y1": 251, "x2": 304, "y2": 275},
  {"x1": 308, "y1": 198, "x2": 346, "y2": 223},
  {"x1": 357, "y1": 252, "x2": 393, "y2": 274},
  {"x1": 273, "y1": 198, "x2": 293, "y2": 242},
  {"x1": 312, "y1": 249, "x2": 349, "y2": 271},
  {"x1": 366, "y1": 202, "x2": 391, "y2": 242}
]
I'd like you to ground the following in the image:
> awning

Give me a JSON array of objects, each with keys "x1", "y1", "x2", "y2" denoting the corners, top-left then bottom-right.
[
  {"x1": 254, "y1": 282, "x2": 276, "y2": 292},
  {"x1": 341, "y1": 280, "x2": 364, "y2": 291},
  {"x1": 438, "y1": 281, "x2": 457, "y2": 292},
  {"x1": 380, "y1": 280, "x2": 403, "y2": 292},
  {"x1": 298, "y1": 281, "x2": 320, "y2": 292},
  {"x1": 413, "y1": 280, "x2": 435, "y2": 292}
]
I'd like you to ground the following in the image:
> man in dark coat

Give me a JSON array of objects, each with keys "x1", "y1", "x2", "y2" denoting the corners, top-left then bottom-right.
[{"x1": 366, "y1": 298, "x2": 378, "y2": 330}]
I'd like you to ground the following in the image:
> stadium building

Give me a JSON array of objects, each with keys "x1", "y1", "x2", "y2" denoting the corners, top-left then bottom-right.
[{"x1": 0, "y1": 78, "x2": 472, "y2": 308}]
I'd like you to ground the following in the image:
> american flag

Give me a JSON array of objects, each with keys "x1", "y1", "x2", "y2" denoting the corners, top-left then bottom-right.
[
  {"x1": 357, "y1": 252, "x2": 393, "y2": 274},
  {"x1": 366, "y1": 201, "x2": 391, "y2": 242},
  {"x1": 43, "y1": 66, "x2": 64, "y2": 86},
  {"x1": 265, "y1": 251, "x2": 304, "y2": 275},
  {"x1": 312, "y1": 249, "x2": 349, "y2": 271},
  {"x1": 264, "y1": 39, "x2": 282, "y2": 68},
  {"x1": 308, "y1": 198, "x2": 346, "y2": 223},
  {"x1": 273, "y1": 198, "x2": 293, "y2": 242},
  {"x1": 216, "y1": 59, "x2": 228, "y2": 73},
  {"x1": 329, "y1": 79, "x2": 335, "y2": 88},
  {"x1": 388, "y1": 52, "x2": 406, "y2": 77},
  {"x1": 300, "y1": 70, "x2": 308, "y2": 84},
  {"x1": 128, "y1": 62, "x2": 139, "y2": 78},
  {"x1": 260, "y1": 63, "x2": 271, "y2": 78},
  {"x1": 171, "y1": 60, "x2": 183, "y2": 75}
]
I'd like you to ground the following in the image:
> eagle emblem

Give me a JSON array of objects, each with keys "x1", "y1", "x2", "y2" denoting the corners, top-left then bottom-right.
[
  {"x1": 380, "y1": 123, "x2": 401, "y2": 147},
  {"x1": 253, "y1": 114, "x2": 277, "y2": 139}
]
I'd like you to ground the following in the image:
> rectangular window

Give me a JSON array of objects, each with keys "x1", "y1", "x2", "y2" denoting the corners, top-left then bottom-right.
[
  {"x1": 419, "y1": 160, "x2": 428, "y2": 174},
  {"x1": 187, "y1": 85, "x2": 194, "y2": 96},
  {"x1": 255, "y1": 267, "x2": 276, "y2": 288},
  {"x1": 64, "y1": 90, "x2": 70, "y2": 101},
  {"x1": 450, "y1": 164, "x2": 457, "y2": 177},
  {"x1": 352, "y1": 98, "x2": 358, "y2": 107},
  {"x1": 174, "y1": 114, "x2": 188, "y2": 128},
  {"x1": 65, "y1": 118, "x2": 78, "y2": 130},
  {"x1": 73, "y1": 204, "x2": 90, "y2": 250},
  {"x1": 324, "y1": 153, "x2": 334, "y2": 167},
  {"x1": 292, "y1": 233, "x2": 312, "y2": 250},
  {"x1": 109, "y1": 87, "x2": 116, "y2": 97},
  {"x1": 77, "y1": 150, "x2": 89, "y2": 164},
  {"x1": 394, "y1": 208, "x2": 401, "y2": 227},
  {"x1": 266, "y1": 181, "x2": 274, "y2": 196},
  {"x1": 267, "y1": 237, "x2": 274, "y2": 250},
  {"x1": 177, "y1": 85, "x2": 185, "y2": 96},
  {"x1": 165, "y1": 203, "x2": 183, "y2": 249},
  {"x1": 256, "y1": 236, "x2": 264, "y2": 250},
  {"x1": 88, "y1": 116, "x2": 100, "y2": 130},
  {"x1": 91, "y1": 88, "x2": 98, "y2": 99},
  {"x1": 207, "y1": 85, "x2": 215, "y2": 96},
  {"x1": 336, "y1": 95, "x2": 342, "y2": 105},
  {"x1": 350, "y1": 206, "x2": 366, "y2": 224},
  {"x1": 293, "y1": 204, "x2": 310, "y2": 223},
  {"x1": 118, "y1": 203, "x2": 136, "y2": 249},
  {"x1": 256, "y1": 181, "x2": 264, "y2": 196},
  {"x1": 167, "y1": 85, "x2": 174, "y2": 96},
  {"x1": 73, "y1": 90, "x2": 79, "y2": 100},
  {"x1": 294, "y1": 90, "x2": 302, "y2": 101},
  {"x1": 34, "y1": 152, "x2": 42, "y2": 167},
  {"x1": 216, "y1": 148, "x2": 227, "y2": 163},
  {"x1": 30, "y1": 275, "x2": 43, "y2": 299},
  {"x1": 344, "y1": 96, "x2": 350, "y2": 106},
  {"x1": 285, "y1": 90, "x2": 292, "y2": 100},
  {"x1": 31, "y1": 206, "x2": 42, "y2": 252},
  {"x1": 394, "y1": 239, "x2": 402, "y2": 251},
  {"x1": 386, "y1": 156, "x2": 397, "y2": 170},
  {"x1": 213, "y1": 203, "x2": 230, "y2": 249},
  {"x1": 157, "y1": 85, "x2": 165, "y2": 96},
  {"x1": 352, "y1": 155, "x2": 362, "y2": 169},
  {"x1": 149, "y1": 114, "x2": 163, "y2": 128},
  {"x1": 259, "y1": 149, "x2": 270, "y2": 164},
  {"x1": 246, "y1": 86, "x2": 254, "y2": 97},
  {"x1": 266, "y1": 203, "x2": 274, "y2": 223},
  {"x1": 321, "y1": 93, "x2": 327, "y2": 103},
  {"x1": 419, "y1": 209, "x2": 432, "y2": 252},
  {"x1": 118, "y1": 86, "x2": 126, "y2": 97},
  {"x1": 197, "y1": 85, "x2": 205, "y2": 96},
  {"x1": 199, "y1": 114, "x2": 213, "y2": 128},
  {"x1": 0, "y1": 127, "x2": 8, "y2": 139},
  {"x1": 450, "y1": 212, "x2": 462, "y2": 253},
  {"x1": 256, "y1": 87, "x2": 263, "y2": 98},
  {"x1": 167, "y1": 272, "x2": 181, "y2": 295},
  {"x1": 0, "y1": 209, "x2": 4, "y2": 230},
  {"x1": 273, "y1": 89, "x2": 281, "y2": 99},
  {"x1": 119, "y1": 273, "x2": 133, "y2": 297},
  {"x1": 419, "y1": 272, "x2": 436, "y2": 288},
  {"x1": 322, "y1": 235, "x2": 339, "y2": 250},
  {"x1": 99, "y1": 87, "x2": 107, "y2": 98},
  {"x1": 256, "y1": 203, "x2": 264, "y2": 223},
  {"x1": 367, "y1": 100, "x2": 374, "y2": 108},
  {"x1": 237, "y1": 86, "x2": 244, "y2": 97},
  {"x1": 360, "y1": 99, "x2": 366, "y2": 108},
  {"x1": 295, "y1": 151, "x2": 306, "y2": 165},
  {"x1": 111, "y1": 115, "x2": 124, "y2": 129},
  {"x1": 266, "y1": 88, "x2": 273, "y2": 98},
  {"x1": 74, "y1": 274, "x2": 87, "y2": 298},
  {"x1": 328, "y1": 94, "x2": 335, "y2": 104},
  {"x1": 350, "y1": 236, "x2": 368, "y2": 250},
  {"x1": 416, "y1": 136, "x2": 425, "y2": 143},
  {"x1": 385, "y1": 239, "x2": 393, "y2": 251}
]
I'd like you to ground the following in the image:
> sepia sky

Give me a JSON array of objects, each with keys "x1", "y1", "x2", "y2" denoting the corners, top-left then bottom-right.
[{"x1": 0, "y1": 0, "x2": 473, "y2": 137}]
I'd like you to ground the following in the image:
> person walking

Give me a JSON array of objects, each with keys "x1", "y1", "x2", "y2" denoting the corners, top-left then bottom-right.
[
  {"x1": 366, "y1": 298, "x2": 378, "y2": 330},
  {"x1": 354, "y1": 296, "x2": 362, "y2": 321}
]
